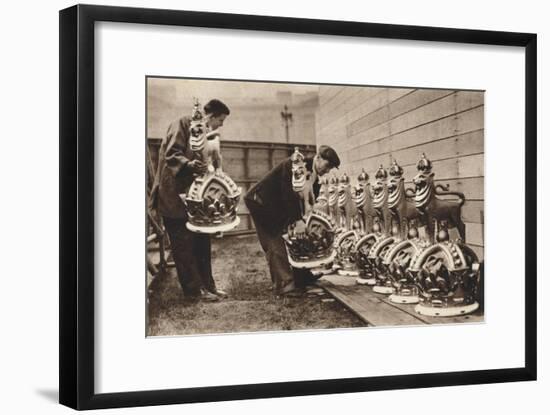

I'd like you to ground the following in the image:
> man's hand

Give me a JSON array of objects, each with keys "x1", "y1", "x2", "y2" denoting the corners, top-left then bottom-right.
[
  {"x1": 294, "y1": 219, "x2": 307, "y2": 237},
  {"x1": 187, "y1": 159, "x2": 207, "y2": 175}
]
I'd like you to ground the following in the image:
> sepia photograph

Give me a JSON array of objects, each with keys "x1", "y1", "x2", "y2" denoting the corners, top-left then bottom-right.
[
  {"x1": 146, "y1": 77, "x2": 485, "y2": 337},
  {"x1": 54, "y1": 2, "x2": 538, "y2": 411}
]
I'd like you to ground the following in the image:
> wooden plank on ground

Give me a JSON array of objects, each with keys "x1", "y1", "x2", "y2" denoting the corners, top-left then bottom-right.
[
  {"x1": 319, "y1": 274, "x2": 484, "y2": 326},
  {"x1": 320, "y1": 280, "x2": 425, "y2": 327},
  {"x1": 321, "y1": 273, "x2": 358, "y2": 286},
  {"x1": 375, "y1": 294, "x2": 485, "y2": 325}
]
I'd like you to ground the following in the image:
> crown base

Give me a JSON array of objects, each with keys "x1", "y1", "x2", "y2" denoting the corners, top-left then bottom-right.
[
  {"x1": 415, "y1": 302, "x2": 479, "y2": 317},
  {"x1": 393, "y1": 283, "x2": 419, "y2": 296},
  {"x1": 389, "y1": 293, "x2": 420, "y2": 304},
  {"x1": 334, "y1": 230, "x2": 359, "y2": 271},
  {"x1": 311, "y1": 266, "x2": 335, "y2": 276},
  {"x1": 186, "y1": 216, "x2": 240, "y2": 234},
  {"x1": 356, "y1": 277, "x2": 376, "y2": 286},
  {"x1": 373, "y1": 285, "x2": 395, "y2": 295},
  {"x1": 338, "y1": 269, "x2": 359, "y2": 276},
  {"x1": 288, "y1": 250, "x2": 337, "y2": 269}
]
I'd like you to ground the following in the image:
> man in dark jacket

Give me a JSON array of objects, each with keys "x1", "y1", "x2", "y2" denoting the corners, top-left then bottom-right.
[
  {"x1": 245, "y1": 145, "x2": 340, "y2": 295},
  {"x1": 149, "y1": 99, "x2": 230, "y2": 302}
]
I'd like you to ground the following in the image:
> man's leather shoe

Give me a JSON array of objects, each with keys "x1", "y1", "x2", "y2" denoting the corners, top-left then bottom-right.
[
  {"x1": 200, "y1": 290, "x2": 221, "y2": 302},
  {"x1": 210, "y1": 289, "x2": 228, "y2": 298}
]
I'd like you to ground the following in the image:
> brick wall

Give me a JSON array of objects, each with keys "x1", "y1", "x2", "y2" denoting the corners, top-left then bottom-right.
[{"x1": 316, "y1": 86, "x2": 484, "y2": 259}]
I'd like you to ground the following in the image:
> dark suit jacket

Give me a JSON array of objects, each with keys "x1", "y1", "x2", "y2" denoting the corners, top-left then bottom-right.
[
  {"x1": 149, "y1": 116, "x2": 195, "y2": 218},
  {"x1": 245, "y1": 157, "x2": 319, "y2": 235}
]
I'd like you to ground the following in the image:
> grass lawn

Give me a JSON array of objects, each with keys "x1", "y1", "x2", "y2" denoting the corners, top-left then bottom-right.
[{"x1": 147, "y1": 234, "x2": 366, "y2": 336}]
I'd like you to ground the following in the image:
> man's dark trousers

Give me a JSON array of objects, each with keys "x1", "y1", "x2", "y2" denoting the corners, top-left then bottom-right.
[
  {"x1": 162, "y1": 216, "x2": 216, "y2": 297},
  {"x1": 245, "y1": 198, "x2": 314, "y2": 293}
]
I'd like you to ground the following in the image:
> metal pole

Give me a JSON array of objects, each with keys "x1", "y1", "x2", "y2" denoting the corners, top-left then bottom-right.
[{"x1": 280, "y1": 104, "x2": 293, "y2": 144}]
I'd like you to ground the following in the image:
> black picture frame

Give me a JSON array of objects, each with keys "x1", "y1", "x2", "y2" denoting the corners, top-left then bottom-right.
[{"x1": 59, "y1": 4, "x2": 537, "y2": 410}]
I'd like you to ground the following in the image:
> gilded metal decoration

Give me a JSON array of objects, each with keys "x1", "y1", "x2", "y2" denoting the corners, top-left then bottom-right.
[
  {"x1": 363, "y1": 165, "x2": 399, "y2": 294},
  {"x1": 284, "y1": 150, "x2": 481, "y2": 316},
  {"x1": 311, "y1": 177, "x2": 336, "y2": 276},
  {"x1": 283, "y1": 149, "x2": 337, "y2": 269},
  {"x1": 413, "y1": 153, "x2": 466, "y2": 243},
  {"x1": 385, "y1": 231, "x2": 430, "y2": 304},
  {"x1": 410, "y1": 238, "x2": 481, "y2": 316},
  {"x1": 334, "y1": 173, "x2": 360, "y2": 276},
  {"x1": 385, "y1": 160, "x2": 425, "y2": 304},
  {"x1": 355, "y1": 166, "x2": 389, "y2": 286},
  {"x1": 351, "y1": 169, "x2": 372, "y2": 236},
  {"x1": 181, "y1": 99, "x2": 242, "y2": 233},
  {"x1": 327, "y1": 175, "x2": 339, "y2": 225},
  {"x1": 409, "y1": 154, "x2": 481, "y2": 316}
]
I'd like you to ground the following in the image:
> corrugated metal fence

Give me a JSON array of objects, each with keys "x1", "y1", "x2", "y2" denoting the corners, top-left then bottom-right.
[{"x1": 147, "y1": 139, "x2": 316, "y2": 236}]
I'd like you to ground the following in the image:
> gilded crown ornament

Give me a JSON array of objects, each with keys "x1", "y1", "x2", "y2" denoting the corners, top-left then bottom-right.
[
  {"x1": 370, "y1": 160, "x2": 417, "y2": 295},
  {"x1": 291, "y1": 147, "x2": 307, "y2": 193},
  {"x1": 410, "y1": 237, "x2": 481, "y2": 316},
  {"x1": 284, "y1": 210, "x2": 337, "y2": 269},
  {"x1": 354, "y1": 167, "x2": 386, "y2": 286},
  {"x1": 281, "y1": 150, "x2": 481, "y2": 317},
  {"x1": 374, "y1": 159, "x2": 425, "y2": 301},
  {"x1": 334, "y1": 229, "x2": 360, "y2": 276},
  {"x1": 327, "y1": 175, "x2": 339, "y2": 222},
  {"x1": 384, "y1": 232, "x2": 430, "y2": 304},
  {"x1": 413, "y1": 153, "x2": 466, "y2": 243},
  {"x1": 357, "y1": 168, "x2": 369, "y2": 184},
  {"x1": 410, "y1": 187, "x2": 480, "y2": 316},
  {"x1": 333, "y1": 172, "x2": 360, "y2": 276},
  {"x1": 375, "y1": 164, "x2": 388, "y2": 180},
  {"x1": 189, "y1": 98, "x2": 207, "y2": 154},
  {"x1": 283, "y1": 149, "x2": 336, "y2": 269},
  {"x1": 372, "y1": 165, "x2": 388, "y2": 214},
  {"x1": 309, "y1": 176, "x2": 336, "y2": 276},
  {"x1": 387, "y1": 160, "x2": 406, "y2": 211},
  {"x1": 351, "y1": 169, "x2": 371, "y2": 235},
  {"x1": 337, "y1": 173, "x2": 353, "y2": 231},
  {"x1": 416, "y1": 152, "x2": 432, "y2": 173},
  {"x1": 355, "y1": 232, "x2": 381, "y2": 286},
  {"x1": 388, "y1": 159, "x2": 404, "y2": 177},
  {"x1": 357, "y1": 163, "x2": 399, "y2": 293},
  {"x1": 382, "y1": 154, "x2": 479, "y2": 314},
  {"x1": 387, "y1": 160, "x2": 413, "y2": 240},
  {"x1": 369, "y1": 233, "x2": 399, "y2": 294},
  {"x1": 181, "y1": 99, "x2": 242, "y2": 233}
]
